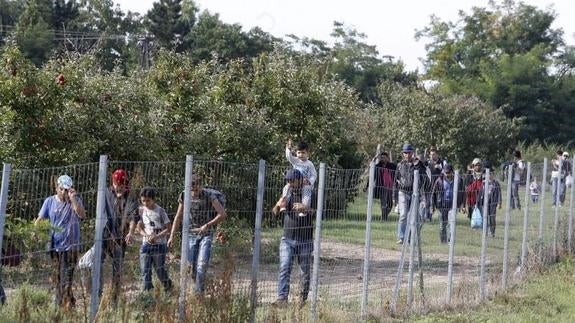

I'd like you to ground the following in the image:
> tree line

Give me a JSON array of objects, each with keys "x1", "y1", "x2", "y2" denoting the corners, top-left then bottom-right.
[{"x1": 0, "y1": 0, "x2": 573, "y2": 169}]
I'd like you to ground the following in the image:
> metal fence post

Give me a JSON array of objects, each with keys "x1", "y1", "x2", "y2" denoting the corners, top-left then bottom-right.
[
  {"x1": 539, "y1": 158, "x2": 548, "y2": 241},
  {"x1": 249, "y1": 160, "x2": 266, "y2": 322},
  {"x1": 360, "y1": 161, "x2": 376, "y2": 319},
  {"x1": 446, "y1": 170, "x2": 460, "y2": 305},
  {"x1": 178, "y1": 155, "x2": 193, "y2": 322},
  {"x1": 90, "y1": 155, "x2": 108, "y2": 322},
  {"x1": 0, "y1": 163, "x2": 11, "y2": 253},
  {"x1": 502, "y1": 165, "x2": 513, "y2": 288},
  {"x1": 568, "y1": 157, "x2": 575, "y2": 254},
  {"x1": 520, "y1": 163, "x2": 532, "y2": 269},
  {"x1": 407, "y1": 170, "x2": 420, "y2": 306},
  {"x1": 0, "y1": 163, "x2": 12, "y2": 305},
  {"x1": 391, "y1": 179, "x2": 416, "y2": 313},
  {"x1": 310, "y1": 163, "x2": 326, "y2": 322},
  {"x1": 479, "y1": 169, "x2": 490, "y2": 301},
  {"x1": 553, "y1": 159, "x2": 563, "y2": 258}
]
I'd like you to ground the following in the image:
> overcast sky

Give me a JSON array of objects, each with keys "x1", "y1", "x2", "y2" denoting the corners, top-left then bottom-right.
[{"x1": 114, "y1": 0, "x2": 575, "y2": 72}]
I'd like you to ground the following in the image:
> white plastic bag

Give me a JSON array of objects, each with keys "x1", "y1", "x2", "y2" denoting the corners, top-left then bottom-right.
[
  {"x1": 78, "y1": 245, "x2": 95, "y2": 269},
  {"x1": 470, "y1": 207, "x2": 482, "y2": 229},
  {"x1": 566, "y1": 175, "x2": 573, "y2": 188}
]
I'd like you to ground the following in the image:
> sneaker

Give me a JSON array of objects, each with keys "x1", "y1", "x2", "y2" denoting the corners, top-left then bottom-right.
[{"x1": 396, "y1": 239, "x2": 404, "y2": 245}]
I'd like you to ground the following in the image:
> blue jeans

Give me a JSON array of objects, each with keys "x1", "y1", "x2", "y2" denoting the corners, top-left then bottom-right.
[
  {"x1": 187, "y1": 233, "x2": 213, "y2": 294},
  {"x1": 277, "y1": 237, "x2": 313, "y2": 301},
  {"x1": 424, "y1": 192, "x2": 432, "y2": 221},
  {"x1": 140, "y1": 243, "x2": 172, "y2": 291},
  {"x1": 439, "y1": 208, "x2": 450, "y2": 243},
  {"x1": 397, "y1": 191, "x2": 413, "y2": 240}
]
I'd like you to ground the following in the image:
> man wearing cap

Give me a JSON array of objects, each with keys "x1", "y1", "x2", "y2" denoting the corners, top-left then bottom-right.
[
  {"x1": 510, "y1": 151, "x2": 525, "y2": 210},
  {"x1": 395, "y1": 143, "x2": 429, "y2": 244},
  {"x1": 272, "y1": 169, "x2": 315, "y2": 305},
  {"x1": 35, "y1": 175, "x2": 86, "y2": 308},
  {"x1": 465, "y1": 158, "x2": 484, "y2": 219}
]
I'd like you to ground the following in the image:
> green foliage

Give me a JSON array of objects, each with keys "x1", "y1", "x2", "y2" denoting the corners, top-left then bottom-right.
[
  {"x1": 4, "y1": 215, "x2": 52, "y2": 249},
  {"x1": 145, "y1": 0, "x2": 195, "y2": 52},
  {"x1": 416, "y1": 0, "x2": 570, "y2": 142},
  {"x1": 351, "y1": 82, "x2": 520, "y2": 168},
  {"x1": 0, "y1": 284, "x2": 75, "y2": 323},
  {"x1": 286, "y1": 21, "x2": 418, "y2": 104},
  {"x1": 513, "y1": 141, "x2": 572, "y2": 164},
  {"x1": 14, "y1": 0, "x2": 55, "y2": 66}
]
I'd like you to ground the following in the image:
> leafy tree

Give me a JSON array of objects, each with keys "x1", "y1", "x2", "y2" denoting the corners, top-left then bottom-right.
[
  {"x1": 75, "y1": 0, "x2": 144, "y2": 71},
  {"x1": 185, "y1": 11, "x2": 250, "y2": 62},
  {"x1": 52, "y1": 0, "x2": 80, "y2": 31},
  {"x1": 351, "y1": 81, "x2": 520, "y2": 168},
  {"x1": 416, "y1": 0, "x2": 567, "y2": 141},
  {"x1": 0, "y1": 1, "x2": 24, "y2": 45},
  {"x1": 145, "y1": 0, "x2": 194, "y2": 51},
  {"x1": 286, "y1": 22, "x2": 417, "y2": 104},
  {"x1": 14, "y1": 0, "x2": 55, "y2": 66},
  {"x1": 146, "y1": 49, "x2": 362, "y2": 167}
]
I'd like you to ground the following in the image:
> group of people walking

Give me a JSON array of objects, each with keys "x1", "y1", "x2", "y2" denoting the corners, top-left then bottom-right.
[
  {"x1": 28, "y1": 139, "x2": 318, "y2": 309},
  {"x1": 373, "y1": 144, "x2": 573, "y2": 245},
  {"x1": 32, "y1": 169, "x2": 227, "y2": 309},
  {"x1": 7, "y1": 142, "x2": 574, "y2": 310}
]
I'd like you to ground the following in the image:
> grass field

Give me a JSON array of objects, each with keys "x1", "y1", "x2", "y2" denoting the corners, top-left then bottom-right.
[{"x1": 413, "y1": 258, "x2": 575, "y2": 322}]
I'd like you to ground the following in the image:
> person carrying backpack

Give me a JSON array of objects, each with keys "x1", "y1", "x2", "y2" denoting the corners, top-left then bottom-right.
[
  {"x1": 394, "y1": 144, "x2": 429, "y2": 244},
  {"x1": 168, "y1": 174, "x2": 227, "y2": 294}
]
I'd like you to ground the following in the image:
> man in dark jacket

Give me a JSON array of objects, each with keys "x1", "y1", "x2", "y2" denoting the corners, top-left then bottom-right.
[
  {"x1": 374, "y1": 152, "x2": 397, "y2": 221},
  {"x1": 395, "y1": 144, "x2": 429, "y2": 244},
  {"x1": 431, "y1": 165, "x2": 464, "y2": 243},
  {"x1": 94, "y1": 169, "x2": 139, "y2": 300}
]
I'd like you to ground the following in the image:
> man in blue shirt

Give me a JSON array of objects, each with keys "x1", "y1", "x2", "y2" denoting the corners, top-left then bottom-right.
[{"x1": 35, "y1": 175, "x2": 86, "y2": 308}]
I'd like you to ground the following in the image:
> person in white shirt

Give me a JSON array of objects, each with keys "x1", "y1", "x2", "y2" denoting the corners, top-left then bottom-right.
[
  {"x1": 282, "y1": 139, "x2": 316, "y2": 215},
  {"x1": 530, "y1": 178, "x2": 540, "y2": 203},
  {"x1": 136, "y1": 187, "x2": 172, "y2": 292},
  {"x1": 511, "y1": 150, "x2": 525, "y2": 210}
]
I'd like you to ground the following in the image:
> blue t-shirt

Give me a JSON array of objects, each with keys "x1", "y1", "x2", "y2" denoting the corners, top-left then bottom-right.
[{"x1": 39, "y1": 195, "x2": 83, "y2": 252}]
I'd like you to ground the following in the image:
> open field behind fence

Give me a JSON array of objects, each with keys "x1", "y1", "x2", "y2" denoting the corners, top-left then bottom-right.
[{"x1": 0, "y1": 156, "x2": 573, "y2": 322}]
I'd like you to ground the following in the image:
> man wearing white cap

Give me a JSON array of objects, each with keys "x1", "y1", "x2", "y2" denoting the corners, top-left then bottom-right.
[{"x1": 35, "y1": 175, "x2": 86, "y2": 309}]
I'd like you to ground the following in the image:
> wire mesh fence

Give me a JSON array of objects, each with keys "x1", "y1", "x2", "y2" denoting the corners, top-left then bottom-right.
[{"x1": 0, "y1": 155, "x2": 574, "y2": 322}]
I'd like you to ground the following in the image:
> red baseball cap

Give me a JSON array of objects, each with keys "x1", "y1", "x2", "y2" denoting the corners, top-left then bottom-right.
[{"x1": 112, "y1": 169, "x2": 128, "y2": 185}]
